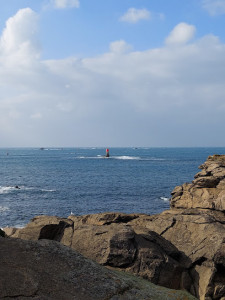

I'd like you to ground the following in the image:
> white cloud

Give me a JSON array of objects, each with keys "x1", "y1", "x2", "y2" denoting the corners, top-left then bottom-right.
[
  {"x1": 120, "y1": 8, "x2": 151, "y2": 24},
  {"x1": 0, "y1": 8, "x2": 40, "y2": 62},
  {"x1": 202, "y1": 0, "x2": 225, "y2": 15},
  {"x1": 50, "y1": 0, "x2": 80, "y2": 9},
  {"x1": 165, "y1": 23, "x2": 196, "y2": 45},
  {"x1": 0, "y1": 12, "x2": 225, "y2": 146},
  {"x1": 109, "y1": 40, "x2": 132, "y2": 54}
]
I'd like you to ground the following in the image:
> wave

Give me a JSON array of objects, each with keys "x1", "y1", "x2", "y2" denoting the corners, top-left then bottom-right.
[
  {"x1": 0, "y1": 186, "x2": 18, "y2": 194},
  {"x1": 14, "y1": 224, "x2": 25, "y2": 229},
  {"x1": 0, "y1": 206, "x2": 10, "y2": 212},
  {"x1": 160, "y1": 197, "x2": 170, "y2": 201},
  {"x1": 39, "y1": 148, "x2": 63, "y2": 151},
  {"x1": 77, "y1": 156, "x2": 107, "y2": 159},
  {"x1": 76, "y1": 155, "x2": 166, "y2": 161},
  {"x1": 0, "y1": 185, "x2": 35, "y2": 194},
  {"x1": 0, "y1": 186, "x2": 56, "y2": 194},
  {"x1": 114, "y1": 156, "x2": 141, "y2": 160}
]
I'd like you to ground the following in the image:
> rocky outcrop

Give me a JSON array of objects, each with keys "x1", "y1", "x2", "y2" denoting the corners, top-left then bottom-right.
[
  {"x1": 0, "y1": 236, "x2": 196, "y2": 300},
  {"x1": 170, "y1": 154, "x2": 225, "y2": 211},
  {"x1": 6, "y1": 214, "x2": 185, "y2": 290},
  {"x1": 4, "y1": 155, "x2": 225, "y2": 300},
  {"x1": 129, "y1": 208, "x2": 225, "y2": 300}
]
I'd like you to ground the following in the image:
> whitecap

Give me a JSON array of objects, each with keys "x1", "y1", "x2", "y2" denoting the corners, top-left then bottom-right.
[
  {"x1": 77, "y1": 156, "x2": 103, "y2": 159},
  {"x1": 114, "y1": 156, "x2": 141, "y2": 160},
  {"x1": 0, "y1": 206, "x2": 10, "y2": 212},
  {"x1": 160, "y1": 197, "x2": 170, "y2": 201},
  {"x1": 0, "y1": 186, "x2": 17, "y2": 194}
]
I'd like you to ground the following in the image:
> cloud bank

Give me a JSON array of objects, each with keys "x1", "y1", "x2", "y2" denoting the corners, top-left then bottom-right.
[{"x1": 0, "y1": 9, "x2": 225, "y2": 147}]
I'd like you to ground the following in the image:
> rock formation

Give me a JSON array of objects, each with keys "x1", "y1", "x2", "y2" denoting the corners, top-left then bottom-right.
[
  {"x1": 0, "y1": 236, "x2": 196, "y2": 299},
  {"x1": 170, "y1": 154, "x2": 225, "y2": 211},
  {"x1": 3, "y1": 154, "x2": 225, "y2": 300}
]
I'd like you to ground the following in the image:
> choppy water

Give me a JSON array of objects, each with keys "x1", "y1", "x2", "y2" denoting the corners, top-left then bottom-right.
[{"x1": 0, "y1": 147, "x2": 224, "y2": 228}]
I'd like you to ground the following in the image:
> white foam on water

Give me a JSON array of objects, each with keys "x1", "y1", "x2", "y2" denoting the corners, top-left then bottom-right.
[
  {"x1": 0, "y1": 186, "x2": 16, "y2": 194},
  {"x1": 0, "y1": 185, "x2": 56, "y2": 194},
  {"x1": 0, "y1": 185, "x2": 35, "y2": 194},
  {"x1": 0, "y1": 206, "x2": 10, "y2": 212},
  {"x1": 14, "y1": 224, "x2": 25, "y2": 229},
  {"x1": 114, "y1": 156, "x2": 141, "y2": 160},
  {"x1": 160, "y1": 197, "x2": 170, "y2": 201},
  {"x1": 40, "y1": 189, "x2": 56, "y2": 192},
  {"x1": 77, "y1": 156, "x2": 104, "y2": 159}
]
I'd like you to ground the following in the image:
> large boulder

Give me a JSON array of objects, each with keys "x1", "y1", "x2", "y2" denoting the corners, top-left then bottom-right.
[
  {"x1": 7, "y1": 215, "x2": 73, "y2": 242},
  {"x1": 0, "y1": 237, "x2": 196, "y2": 300},
  {"x1": 129, "y1": 208, "x2": 225, "y2": 299},
  {"x1": 5, "y1": 214, "x2": 185, "y2": 290},
  {"x1": 70, "y1": 222, "x2": 184, "y2": 290}
]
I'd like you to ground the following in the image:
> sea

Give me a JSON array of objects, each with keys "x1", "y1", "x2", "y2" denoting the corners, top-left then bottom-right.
[{"x1": 0, "y1": 147, "x2": 225, "y2": 228}]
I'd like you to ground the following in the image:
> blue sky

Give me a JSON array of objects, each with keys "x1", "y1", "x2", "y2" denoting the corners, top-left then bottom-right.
[{"x1": 0, "y1": 0, "x2": 225, "y2": 147}]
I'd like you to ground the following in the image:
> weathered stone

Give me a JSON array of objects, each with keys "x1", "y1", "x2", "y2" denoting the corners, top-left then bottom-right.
[
  {"x1": 71, "y1": 224, "x2": 137, "y2": 266},
  {"x1": 192, "y1": 176, "x2": 219, "y2": 188},
  {"x1": 69, "y1": 212, "x2": 140, "y2": 227},
  {"x1": 0, "y1": 237, "x2": 197, "y2": 300},
  {"x1": 10, "y1": 215, "x2": 73, "y2": 241},
  {"x1": 131, "y1": 209, "x2": 225, "y2": 299},
  {"x1": 171, "y1": 155, "x2": 225, "y2": 211},
  {"x1": 70, "y1": 222, "x2": 184, "y2": 290},
  {"x1": 3, "y1": 226, "x2": 18, "y2": 236}
]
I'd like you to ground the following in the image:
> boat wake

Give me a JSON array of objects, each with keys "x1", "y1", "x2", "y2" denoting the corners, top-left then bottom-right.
[
  {"x1": 76, "y1": 155, "x2": 166, "y2": 161},
  {"x1": 114, "y1": 156, "x2": 141, "y2": 160},
  {"x1": 0, "y1": 186, "x2": 56, "y2": 194},
  {"x1": 0, "y1": 186, "x2": 19, "y2": 194},
  {"x1": 77, "y1": 155, "x2": 141, "y2": 160}
]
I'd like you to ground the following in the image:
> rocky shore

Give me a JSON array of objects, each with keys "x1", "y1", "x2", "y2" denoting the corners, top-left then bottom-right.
[{"x1": 2, "y1": 154, "x2": 225, "y2": 299}]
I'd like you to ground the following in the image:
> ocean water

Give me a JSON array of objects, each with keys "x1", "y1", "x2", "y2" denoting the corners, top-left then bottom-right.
[{"x1": 0, "y1": 147, "x2": 225, "y2": 228}]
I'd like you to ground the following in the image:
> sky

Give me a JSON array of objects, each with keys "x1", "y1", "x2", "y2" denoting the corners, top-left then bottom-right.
[{"x1": 0, "y1": 0, "x2": 225, "y2": 147}]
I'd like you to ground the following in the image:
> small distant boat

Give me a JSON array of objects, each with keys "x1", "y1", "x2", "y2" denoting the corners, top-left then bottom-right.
[{"x1": 39, "y1": 148, "x2": 45, "y2": 150}]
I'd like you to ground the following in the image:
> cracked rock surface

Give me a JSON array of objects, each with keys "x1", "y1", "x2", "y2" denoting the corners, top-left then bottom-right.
[{"x1": 0, "y1": 237, "x2": 196, "y2": 300}]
